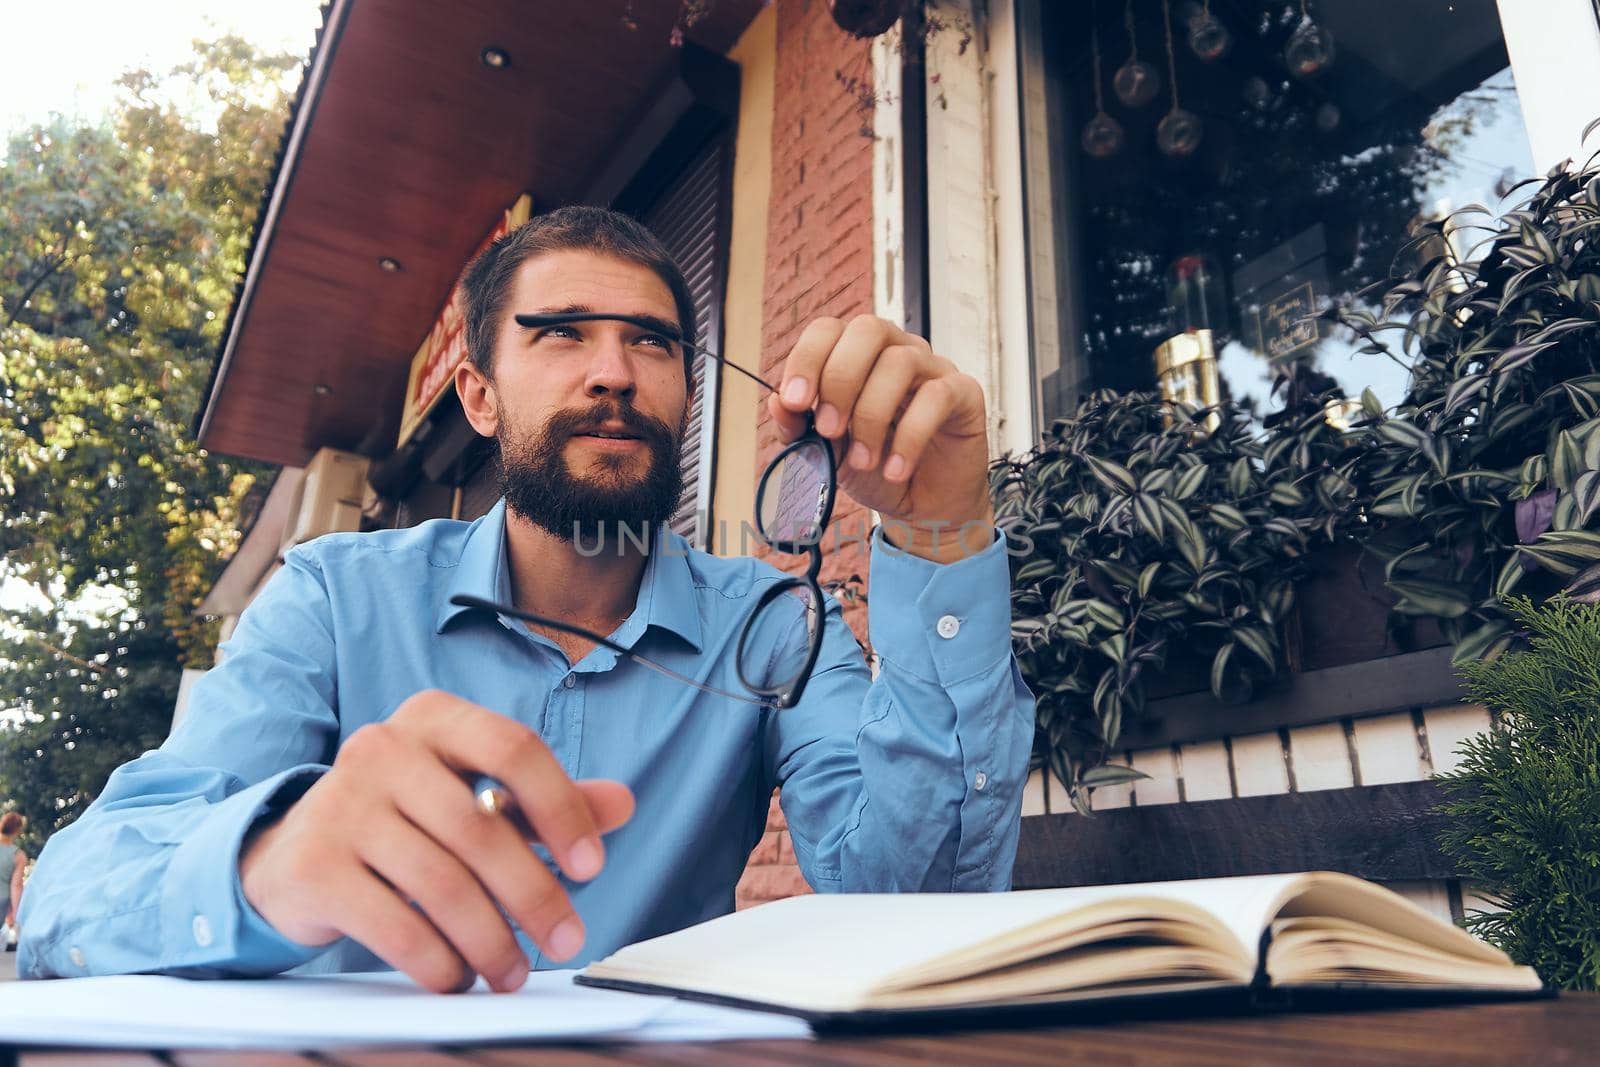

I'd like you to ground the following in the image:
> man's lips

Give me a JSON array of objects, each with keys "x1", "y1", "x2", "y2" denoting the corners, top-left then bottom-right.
[{"x1": 569, "y1": 424, "x2": 648, "y2": 450}]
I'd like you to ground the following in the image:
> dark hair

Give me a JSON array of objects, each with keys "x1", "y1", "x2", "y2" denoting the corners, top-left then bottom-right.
[
  {"x1": 0, "y1": 812, "x2": 23, "y2": 836},
  {"x1": 461, "y1": 205, "x2": 697, "y2": 380}
]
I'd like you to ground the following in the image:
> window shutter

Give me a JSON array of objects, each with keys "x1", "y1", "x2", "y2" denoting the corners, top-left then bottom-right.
[{"x1": 638, "y1": 135, "x2": 731, "y2": 548}]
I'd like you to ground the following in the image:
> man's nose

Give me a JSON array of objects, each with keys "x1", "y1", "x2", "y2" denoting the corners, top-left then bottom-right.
[{"x1": 584, "y1": 337, "x2": 637, "y2": 400}]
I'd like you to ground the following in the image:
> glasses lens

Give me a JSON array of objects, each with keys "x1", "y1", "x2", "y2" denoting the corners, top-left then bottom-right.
[
  {"x1": 758, "y1": 439, "x2": 830, "y2": 547},
  {"x1": 738, "y1": 581, "x2": 822, "y2": 699}
]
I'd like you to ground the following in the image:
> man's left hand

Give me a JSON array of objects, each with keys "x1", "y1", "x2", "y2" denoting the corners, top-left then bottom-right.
[{"x1": 767, "y1": 315, "x2": 994, "y2": 564}]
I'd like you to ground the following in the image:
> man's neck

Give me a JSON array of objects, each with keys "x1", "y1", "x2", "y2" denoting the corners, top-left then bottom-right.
[{"x1": 502, "y1": 510, "x2": 652, "y2": 636}]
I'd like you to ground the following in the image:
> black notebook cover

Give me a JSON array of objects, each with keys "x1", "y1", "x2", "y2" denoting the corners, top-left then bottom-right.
[{"x1": 573, "y1": 974, "x2": 1555, "y2": 1035}]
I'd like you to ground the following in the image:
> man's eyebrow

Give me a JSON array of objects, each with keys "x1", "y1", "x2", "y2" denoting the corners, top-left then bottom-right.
[{"x1": 514, "y1": 308, "x2": 684, "y2": 342}]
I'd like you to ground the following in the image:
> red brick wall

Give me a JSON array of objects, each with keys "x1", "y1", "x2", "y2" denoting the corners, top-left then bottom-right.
[{"x1": 734, "y1": 0, "x2": 878, "y2": 911}]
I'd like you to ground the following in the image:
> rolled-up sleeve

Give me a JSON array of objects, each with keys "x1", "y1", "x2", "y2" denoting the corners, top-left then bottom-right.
[
  {"x1": 18, "y1": 552, "x2": 341, "y2": 978},
  {"x1": 767, "y1": 526, "x2": 1036, "y2": 894}
]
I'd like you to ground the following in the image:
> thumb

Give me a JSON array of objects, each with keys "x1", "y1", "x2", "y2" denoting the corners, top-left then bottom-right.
[{"x1": 766, "y1": 392, "x2": 809, "y2": 443}]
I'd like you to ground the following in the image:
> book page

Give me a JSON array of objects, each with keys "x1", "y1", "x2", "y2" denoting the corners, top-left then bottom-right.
[{"x1": 584, "y1": 877, "x2": 1310, "y2": 1011}]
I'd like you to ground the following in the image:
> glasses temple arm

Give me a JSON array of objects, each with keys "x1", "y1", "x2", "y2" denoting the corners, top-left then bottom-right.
[{"x1": 448, "y1": 594, "x2": 776, "y2": 708}]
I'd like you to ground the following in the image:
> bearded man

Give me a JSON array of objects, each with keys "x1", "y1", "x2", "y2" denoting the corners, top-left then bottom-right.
[{"x1": 18, "y1": 207, "x2": 1035, "y2": 991}]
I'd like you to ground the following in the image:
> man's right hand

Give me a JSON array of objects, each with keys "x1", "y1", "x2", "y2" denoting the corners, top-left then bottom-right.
[{"x1": 239, "y1": 689, "x2": 634, "y2": 994}]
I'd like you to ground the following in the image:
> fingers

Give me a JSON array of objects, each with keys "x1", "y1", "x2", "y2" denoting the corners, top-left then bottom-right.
[
  {"x1": 322, "y1": 864, "x2": 475, "y2": 995},
  {"x1": 882, "y1": 377, "x2": 963, "y2": 483},
  {"x1": 393, "y1": 692, "x2": 608, "y2": 884},
  {"x1": 391, "y1": 746, "x2": 590, "y2": 966},
  {"x1": 356, "y1": 808, "x2": 530, "y2": 992},
  {"x1": 843, "y1": 349, "x2": 920, "y2": 471},
  {"x1": 575, "y1": 779, "x2": 636, "y2": 835}
]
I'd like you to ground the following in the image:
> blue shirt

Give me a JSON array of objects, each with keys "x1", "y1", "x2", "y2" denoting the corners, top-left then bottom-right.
[{"x1": 18, "y1": 501, "x2": 1035, "y2": 979}]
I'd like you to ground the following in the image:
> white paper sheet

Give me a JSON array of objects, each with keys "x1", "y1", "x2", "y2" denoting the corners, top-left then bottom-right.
[{"x1": 0, "y1": 969, "x2": 812, "y2": 1049}]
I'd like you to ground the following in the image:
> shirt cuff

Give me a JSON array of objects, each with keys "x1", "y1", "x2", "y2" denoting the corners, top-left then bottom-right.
[
  {"x1": 867, "y1": 524, "x2": 1014, "y2": 685},
  {"x1": 160, "y1": 764, "x2": 330, "y2": 976}
]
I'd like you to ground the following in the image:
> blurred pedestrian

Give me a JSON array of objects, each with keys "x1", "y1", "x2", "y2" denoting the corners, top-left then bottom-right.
[{"x1": 2, "y1": 811, "x2": 26, "y2": 951}]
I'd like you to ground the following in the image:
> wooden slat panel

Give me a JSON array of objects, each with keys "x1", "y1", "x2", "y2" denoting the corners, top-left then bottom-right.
[
  {"x1": 1020, "y1": 767, "x2": 1046, "y2": 816},
  {"x1": 1229, "y1": 731, "x2": 1291, "y2": 798},
  {"x1": 1129, "y1": 745, "x2": 1181, "y2": 806},
  {"x1": 1013, "y1": 780, "x2": 1461, "y2": 888},
  {"x1": 1422, "y1": 703, "x2": 1493, "y2": 774},
  {"x1": 1286, "y1": 722, "x2": 1356, "y2": 792},
  {"x1": 1177, "y1": 740, "x2": 1232, "y2": 802},
  {"x1": 1351, "y1": 711, "x2": 1428, "y2": 785},
  {"x1": 1382, "y1": 880, "x2": 1455, "y2": 923}
]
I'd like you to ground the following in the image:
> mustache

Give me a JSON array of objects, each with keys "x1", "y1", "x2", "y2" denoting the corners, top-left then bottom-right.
[{"x1": 545, "y1": 402, "x2": 677, "y2": 449}]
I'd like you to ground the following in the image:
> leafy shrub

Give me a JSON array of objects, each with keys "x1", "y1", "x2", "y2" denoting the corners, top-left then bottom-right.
[{"x1": 1436, "y1": 596, "x2": 1600, "y2": 991}]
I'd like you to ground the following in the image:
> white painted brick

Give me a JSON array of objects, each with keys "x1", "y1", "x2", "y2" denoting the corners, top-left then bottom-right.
[
  {"x1": 1351, "y1": 711, "x2": 1427, "y2": 785},
  {"x1": 1422, "y1": 703, "x2": 1493, "y2": 775},
  {"x1": 1383, "y1": 880, "x2": 1455, "y2": 924},
  {"x1": 1288, "y1": 722, "x2": 1356, "y2": 792},
  {"x1": 1178, "y1": 740, "x2": 1233, "y2": 802},
  {"x1": 1129, "y1": 746, "x2": 1181, "y2": 807},
  {"x1": 1230, "y1": 731, "x2": 1291, "y2": 797},
  {"x1": 1021, "y1": 767, "x2": 1047, "y2": 817}
]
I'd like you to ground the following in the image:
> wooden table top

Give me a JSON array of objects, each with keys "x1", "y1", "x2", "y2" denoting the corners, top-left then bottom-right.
[{"x1": 10, "y1": 993, "x2": 1599, "y2": 1067}]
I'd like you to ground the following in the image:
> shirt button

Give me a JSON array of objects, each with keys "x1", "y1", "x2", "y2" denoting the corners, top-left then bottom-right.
[
  {"x1": 563, "y1": 674, "x2": 577, "y2": 689},
  {"x1": 192, "y1": 914, "x2": 215, "y2": 948},
  {"x1": 936, "y1": 614, "x2": 961, "y2": 639},
  {"x1": 974, "y1": 771, "x2": 988, "y2": 792},
  {"x1": 69, "y1": 946, "x2": 86, "y2": 968}
]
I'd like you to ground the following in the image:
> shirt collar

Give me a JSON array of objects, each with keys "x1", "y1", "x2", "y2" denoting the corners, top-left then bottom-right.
[{"x1": 436, "y1": 500, "x2": 704, "y2": 653}]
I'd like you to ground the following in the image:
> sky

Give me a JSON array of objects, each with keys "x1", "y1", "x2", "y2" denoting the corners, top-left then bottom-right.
[{"x1": 0, "y1": 0, "x2": 326, "y2": 137}]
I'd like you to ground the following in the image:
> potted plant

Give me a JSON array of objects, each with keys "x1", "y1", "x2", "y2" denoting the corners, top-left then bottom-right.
[
  {"x1": 991, "y1": 365, "x2": 1359, "y2": 808},
  {"x1": 1341, "y1": 154, "x2": 1600, "y2": 659}
]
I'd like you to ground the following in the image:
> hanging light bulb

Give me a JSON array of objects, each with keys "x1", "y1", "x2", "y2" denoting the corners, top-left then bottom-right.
[
  {"x1": 1158, "y1": 109, "x2": 1204, "y2": 156},
  {"x1": 1285, "y1": 0, "x2": 1336, "y2": 78},
  {"x1": 1083, "y1": 113, "x2": 1127, "y2": 158},
  {"x1": 1156, "y1": 0, "x2": 1203, "y2": 156},
  {"x1": 1186, "y1": 0, "x2": 1230, "y2": 61},
  {"x1": 1082, "y1": 2, "x2": 1126, "y2": 158},
  {"x1": 1242, "y1": 76, "x2": 1271, "y2": 109},
  {"x1": 1113, "y1": 0, "x2": 1161, "y2": 108},
  {"x1": 1315, "y1": 101, "x2": 1342, "y2": 131}
]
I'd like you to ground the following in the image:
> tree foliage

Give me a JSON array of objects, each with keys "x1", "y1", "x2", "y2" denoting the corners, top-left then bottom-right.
[{"x1": 0, "y1": 37, "x2": 303, "y2": 849}]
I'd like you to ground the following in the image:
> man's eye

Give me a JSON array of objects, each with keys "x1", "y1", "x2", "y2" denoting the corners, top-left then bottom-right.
[
  {"x1": 635, "y1": 333, "x2": 671, "y2": 349},
  {"x1": 540, "y1": 326, "x2": 581, "y2": 341}
]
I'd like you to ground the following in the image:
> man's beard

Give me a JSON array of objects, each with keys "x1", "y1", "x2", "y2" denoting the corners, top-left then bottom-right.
[{"x1": 496, "y1": 399, "x2": 686, "y2": 547}]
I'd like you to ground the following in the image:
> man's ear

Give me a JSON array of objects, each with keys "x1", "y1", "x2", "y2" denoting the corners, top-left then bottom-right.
[{"x1": 455, "y1": 360, "x2": 498, "y2": 438}]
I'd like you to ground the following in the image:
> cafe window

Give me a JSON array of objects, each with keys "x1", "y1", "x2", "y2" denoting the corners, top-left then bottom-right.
[{"x1": 1018, "y1": 0, "x2": 1536, "y2": 427}]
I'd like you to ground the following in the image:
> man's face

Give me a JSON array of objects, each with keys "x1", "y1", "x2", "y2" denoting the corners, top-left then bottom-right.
[{"x1": 485, "y1": 250, "x2": 690, "y2": 542}]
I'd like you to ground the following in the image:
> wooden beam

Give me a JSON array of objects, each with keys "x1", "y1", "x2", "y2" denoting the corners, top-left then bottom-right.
[
  {"x1": 1012, "y1": 780, "x2": 1461, "y2": 888},
  {"x1": 1121, "y1": 647, "x2": 1467, "y2": 751}
]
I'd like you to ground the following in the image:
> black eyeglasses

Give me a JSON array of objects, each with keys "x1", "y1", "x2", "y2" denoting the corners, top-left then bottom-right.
[{"x1": 448, "y1": 310, "x2": 838, "y2": 710}]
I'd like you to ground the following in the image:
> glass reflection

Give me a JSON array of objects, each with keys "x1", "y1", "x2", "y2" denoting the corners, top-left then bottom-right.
[{"x1": 1037, "y1": 0, "x2": 1534, "y2": 426}]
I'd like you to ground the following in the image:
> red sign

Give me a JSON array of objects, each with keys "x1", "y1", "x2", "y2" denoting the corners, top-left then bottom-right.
[{"x1": 398, "y1": 194, "x2": 532, "y2": 445}]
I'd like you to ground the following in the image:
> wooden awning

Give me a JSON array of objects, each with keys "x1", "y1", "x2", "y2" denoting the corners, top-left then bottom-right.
[{"x1": 197, "y1": 0, "x2": 762, "y2": 467}]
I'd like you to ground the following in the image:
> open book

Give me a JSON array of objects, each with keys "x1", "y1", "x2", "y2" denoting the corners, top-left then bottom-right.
[{"x1": 578, "y1": 872, "x2": 1545, "y2": 1026}]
